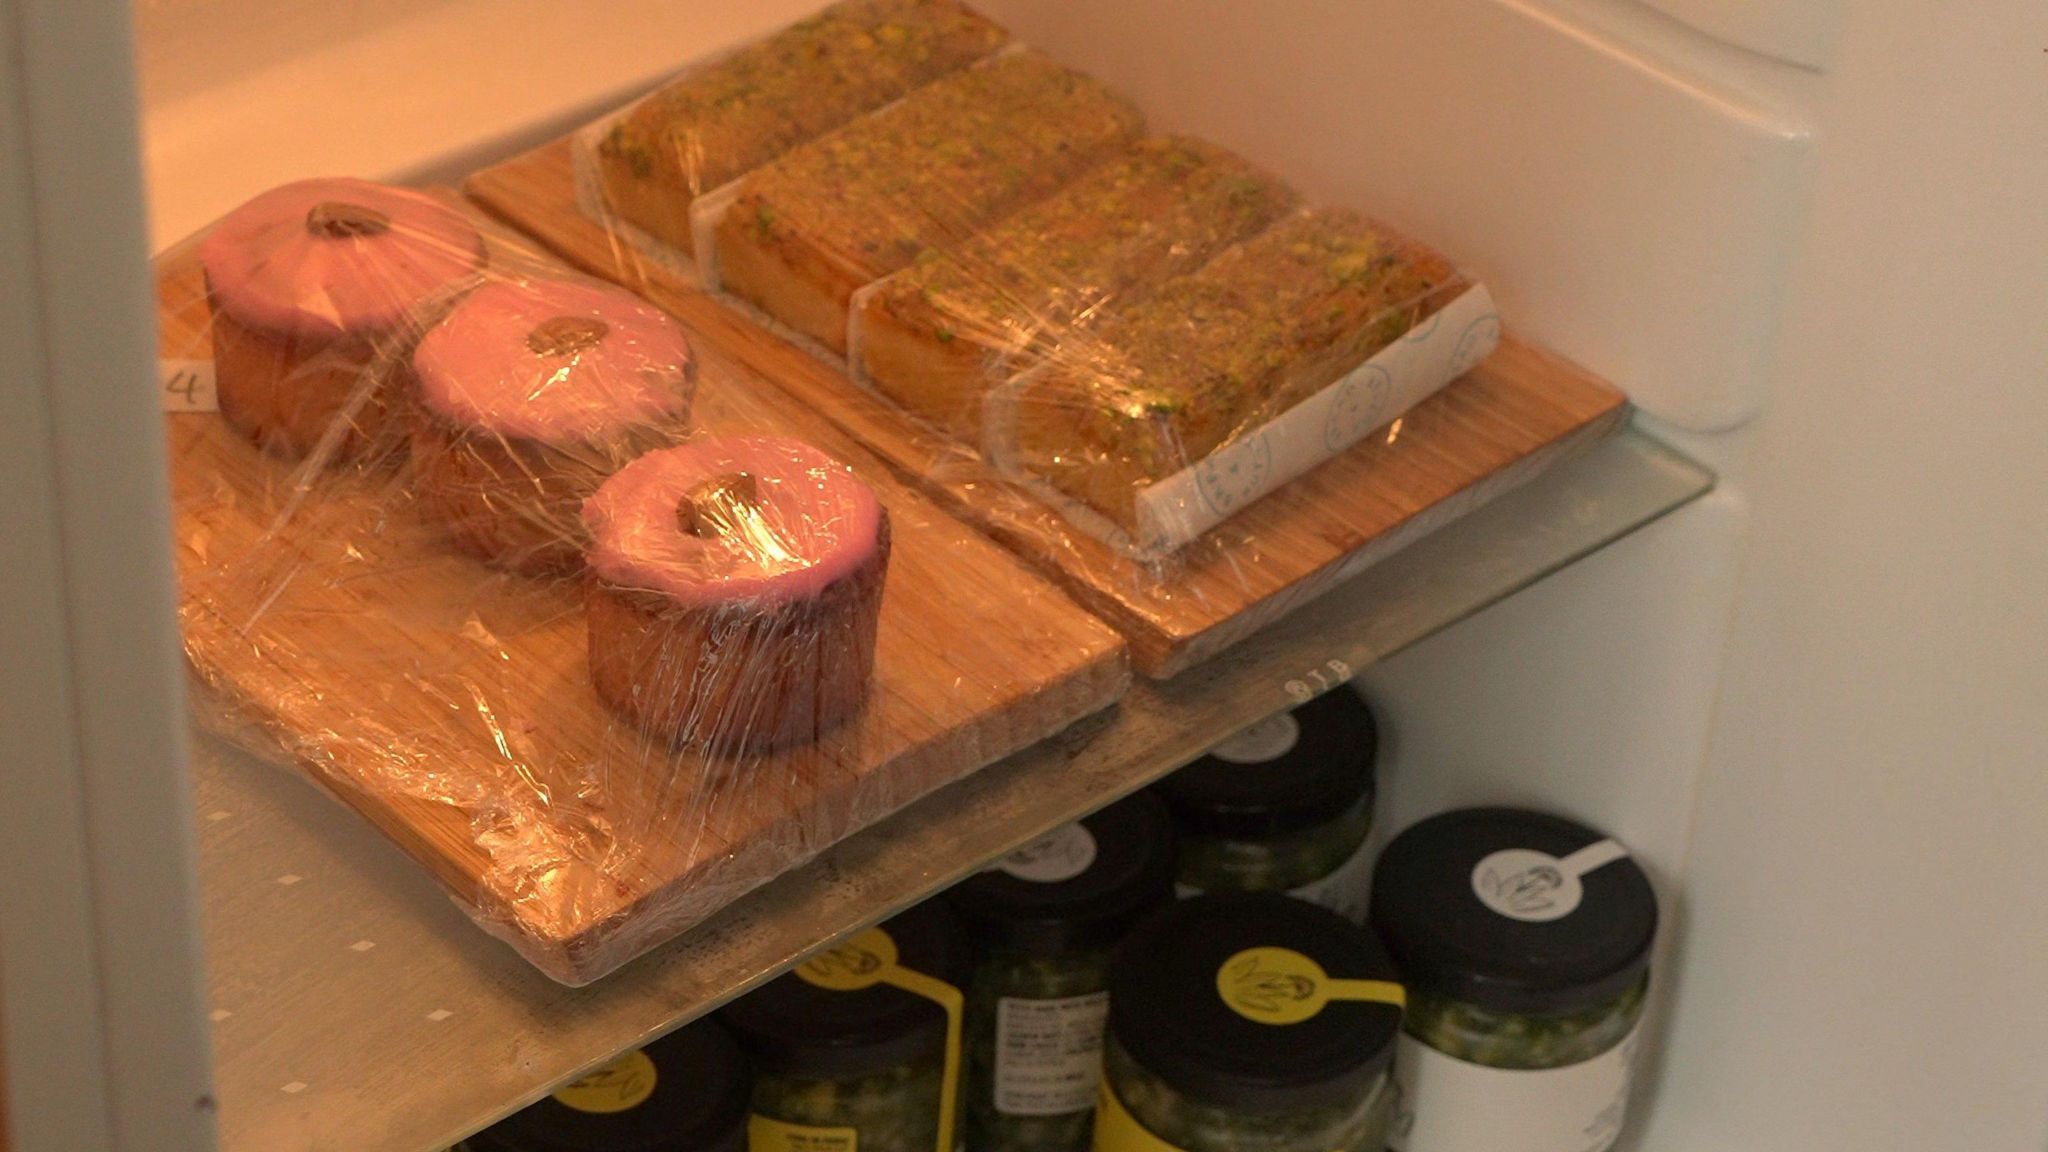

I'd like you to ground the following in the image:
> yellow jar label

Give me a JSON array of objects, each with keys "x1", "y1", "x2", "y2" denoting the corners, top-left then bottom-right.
[
  {"x1": 551, "y1": 1048, "x2": 657, "y2": 1114},
  {"x1": 1092, "y1": 1080, "x2": 1184, "y2": 1152},
  {"x1": 797, "y1": 928, "x2": 901, "y2": 991},
  {"x1": 793, "y1": 927, "x2": 961, "y2": 1152},
  {"x1": 1216, "y1": 946, "x2": 1406, "y2": 1025},
  {"x1": 749, "y1": 1114, "x2": 860, "y2": 1152}
]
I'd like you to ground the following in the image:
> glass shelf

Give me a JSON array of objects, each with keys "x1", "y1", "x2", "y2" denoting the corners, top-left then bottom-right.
[{"x1": 193, "y1": 425, "x2": 1711, "y2": 1152}]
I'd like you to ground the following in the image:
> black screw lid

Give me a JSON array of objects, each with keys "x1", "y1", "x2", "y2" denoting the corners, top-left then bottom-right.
[
  {"x1": 463, "y1": 1016, "x2": 751, "y2": 1152},
  {"x1": 1155, "y1": 690, "x2": 1377, "y2": 839},
  {"x1": 718, "y1": 902, "x2": 970, "y2": 1080},
  {"x1": 1107, "y1": 893, "x2": 1404, "y2": 1113},
  {"x1": 1370, "y1": 807, "x2": 1658, "y2": 1015},
  {"x1": 944, "y1": 793, "x2": 1177, "y2": 955}
]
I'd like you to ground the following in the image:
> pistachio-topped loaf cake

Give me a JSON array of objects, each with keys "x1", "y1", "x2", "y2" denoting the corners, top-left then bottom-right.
[
  {"x1": 858, "y1": 136, "x2": 1298, "y2": 440},
  {"x1": 715, "y1": 49, "x2": 1144, "y2": 355},
  {"x1": 1003, "y1": 209, "x2": 1466, "y2": 529},
  {"x1": 595, "y1": 0, "x2": 1007, "y2": 253}
]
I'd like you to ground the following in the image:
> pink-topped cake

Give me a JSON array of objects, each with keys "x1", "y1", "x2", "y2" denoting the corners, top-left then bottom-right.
[
  {"x1": 410, "y1": 277, "x2": 696, "y2": 573},
  {"x1": 582, "y1": 436, "x2": 891, "y2": 752},
  {"x1": 200, "y1": 178, "x2": 486, "y2": 460}
]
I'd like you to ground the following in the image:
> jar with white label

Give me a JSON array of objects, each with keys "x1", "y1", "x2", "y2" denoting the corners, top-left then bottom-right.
[
  {"x1": 719, "y1": 903, "x2": 970, "y2": 1152},
  {"x1": 1155, "y1": 689, "x2": 1377, "y2": 920},
  {"x1": 459, "y1": 1016, "x2": 751, "y2": 1152},
  {"x1": 1096, "y1": 894, "x2": 1404, "y2": 1152},
  {"x1": 943, "y1": 793, "x2": 1177, "y2": 1152},
  {"x1": 1369, "y1": 808, "x2": 1658, "y2": 1152}
]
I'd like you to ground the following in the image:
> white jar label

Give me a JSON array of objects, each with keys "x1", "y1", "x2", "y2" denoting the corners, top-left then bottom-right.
[
  {"x1": 1206, "y1": 713, "x2": 1300, "y2": 763},
  {"x1": 1389, "y1": 1020, "x2": 1642, "y2": 1152},
  {"x1": 993, "y1": 992, "x2": 1110, "y2": 1116},
  {"x1": 996, "y1": 823, "x2": 1098, "y2": 883},
  {"x1": 1470, "y1": 839, "x2": 1630, "y2": 923},
  {"x1": 1175, "y1": 833, "x2": 1373, "y2": 922}
]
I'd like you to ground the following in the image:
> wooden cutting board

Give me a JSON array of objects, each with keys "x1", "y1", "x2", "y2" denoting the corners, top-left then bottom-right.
[
  {"x1": 467, "y1": 141, "x2": 1629, "y2": 677},
  {"x1": 156, "y1": 193, "x2": 1129, "y2": 985}
]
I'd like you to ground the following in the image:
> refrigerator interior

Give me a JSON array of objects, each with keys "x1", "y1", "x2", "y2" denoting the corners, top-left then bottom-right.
[{"x1": 4, "y1": 0, "x2": 2038, "y2": 1149}]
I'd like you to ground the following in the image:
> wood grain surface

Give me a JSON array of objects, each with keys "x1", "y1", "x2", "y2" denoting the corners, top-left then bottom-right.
[
  {"x1": 466, "y1": 140, "x2": 1629, "y2": 677},
  {"x1": 156, "y1": 193, "x2": 1129, "y2": 985}
]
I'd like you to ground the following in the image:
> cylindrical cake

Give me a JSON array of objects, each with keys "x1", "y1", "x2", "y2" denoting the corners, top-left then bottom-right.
[
  {"x1": 582, "y1": 436, "x2": 890, "y2": 753},
  {"x1": 200, "y1": 178, "x2": 487, "y2": 460},
  {"x1": 410, "y1": 278, "x2": 696, "y2": 573}
]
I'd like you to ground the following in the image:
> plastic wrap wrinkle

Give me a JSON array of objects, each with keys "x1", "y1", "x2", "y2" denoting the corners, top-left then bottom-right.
[{"x1": 158, "y1": 181, "x2": 1128, "y2": 984}]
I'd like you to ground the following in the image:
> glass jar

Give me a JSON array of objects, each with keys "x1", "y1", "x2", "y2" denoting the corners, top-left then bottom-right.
[
  {"x1": 944, "y1": 793, "x2": 1177, "y2": 1152},
  {"x1": 1370, "y1": 807, "x2": 1658, "y2": 1152},
  {"x1": 1097, "y1": 894, "x2": 1405, "y2": 1152},
  {"x1": 1154, "y1": 689, "x2": 1377, "y2": 919},
  {"x1": 719, "y1": 903, "x2": 970, "y2": 1152},
  {"x1": 459, "y1": 1016, "x2": 751, "y2": 1152}
]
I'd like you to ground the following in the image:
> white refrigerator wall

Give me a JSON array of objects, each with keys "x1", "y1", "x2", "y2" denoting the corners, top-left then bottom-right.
[{"x1": 119, "y1": 0, "x2": 2048, "y2": 1149}]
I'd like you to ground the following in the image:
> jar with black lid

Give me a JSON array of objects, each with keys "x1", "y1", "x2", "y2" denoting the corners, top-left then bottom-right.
[
  {"x1": 943, "y1": 793, "x2": 1177, "y2": 1152},
  {"x1": 1370, "y1": 807, "x2": 1658, "y2": 1152},
  {"x1": 1154, "y1": 689, "x2": 1376, "y2": 920},
  {"x1": 719, "y1": 902, "x2": 970, "y2": 1152},
  {"x1": 1097, "y1": 893, "x2": 1405, "y2": 1152},
  {"x1": 458, "y1": 1016, "x2": 751, "y2": 1152}
]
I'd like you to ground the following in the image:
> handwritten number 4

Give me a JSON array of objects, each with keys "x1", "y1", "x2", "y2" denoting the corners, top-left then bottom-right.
[{"x1": 165, "y1": 370, "x2": 200, "y2": 402}]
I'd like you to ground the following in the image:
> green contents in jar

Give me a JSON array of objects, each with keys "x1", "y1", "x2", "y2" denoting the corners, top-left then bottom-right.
[
  {"x1": 1102, "y1": 1035, "x2": 1394, "y2": 1152},
  {"x1": 1098, "y1": 894, "x2": 1404, "y2": 1152},
  {"x1": 1369, "y1": 807, "x2": 1659, "y2": 1152},
  {"x1": 750, "y1": 1059, "x2": 946, "y2": 1152},
  {"x1": 1156, "y1": 690, "x2": 1377, "y2": 918},
  {"x1": 945, "y1": 795, "x2": 1178, "y2": 1152},
  {"x1": 1174, "y1": 789, "x2": 1371, "y2": 895},
  {"x1": 963, "y1": 948, "x2": 1114, "y2": 1152},
  {"x1": 1404, "y1": 972, "x2": 1647, "y2": 1070},
  {"x1": 720, "y1": 904, "x2": 970, "y2": 1152}
]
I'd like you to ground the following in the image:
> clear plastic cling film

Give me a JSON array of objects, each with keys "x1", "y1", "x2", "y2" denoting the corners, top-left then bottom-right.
[
  {"x1": 561, "y1": 0, "x2": 1503, "y2": 592},
  {"x1": 157, "y1": 169, "x2": 1051, "y2": 985}
]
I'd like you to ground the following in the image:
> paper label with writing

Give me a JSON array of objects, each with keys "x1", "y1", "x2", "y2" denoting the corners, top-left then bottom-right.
[
  {"x1": 1390, "y1": 1022, "x2": 1641, "y2": 1152},
  {"x1": 994, "y1": 992, "x2": 1109, "y2": 1116},
  {"x1": 750, "y1": 1115, "x2": 858, "y2": 1152},
  {"x1": 158, "y1": 359, "x2": 218, "y2": 412}
]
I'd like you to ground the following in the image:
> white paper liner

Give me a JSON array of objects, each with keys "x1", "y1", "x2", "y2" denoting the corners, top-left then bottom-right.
[{"x1": 982, "y1": 283, "x2": 1499, "y2": 558}]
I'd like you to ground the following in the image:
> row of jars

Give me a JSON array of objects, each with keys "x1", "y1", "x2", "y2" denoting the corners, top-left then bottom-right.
[{"x1": 455, "y1": 691, "x2": 1657, "y2": 1152}]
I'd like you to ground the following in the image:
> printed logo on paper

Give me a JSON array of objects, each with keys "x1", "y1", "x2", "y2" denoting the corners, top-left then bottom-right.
[
  {"x1": 798, "y1": 927, "x2": 899, "y2": 991},
  {"x1": 1402, "y1": 310, "x2": 1444, "y2": 344},
  {"x1": 1323, "y1": 366, "x2": 1394, "y2": 452},
  {"x1": 1471, "y1": 839, "x2": 1630, "y2": 923},
  {"x1": 997, "y1": 823, "x2": 1099, "y2": 883},
  {"x1": 552, "y1": 1048, "x2": 658, "y2": 1114},
  {"x1": 1215, "y1": 947, "x2": 1404, "y2": 1026},
  {"x1": 1194, "y1": 434, "x2": 1274, "y2": 518},
  {"x1": 1207, "y1": 713, "x2": 1301, "y2": 764},
  {"x1": 1450, "y1": 314, "x2": 1501, "y2": 378}
]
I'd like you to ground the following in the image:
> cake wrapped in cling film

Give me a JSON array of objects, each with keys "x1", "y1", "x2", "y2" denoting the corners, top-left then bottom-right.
[
  {"x1": 567, "y1": 0, "x2": 1502, "y2": 564},
  {"x1": 158, "y1": 172, "x2": 1089, "y2": 985},
  {"x1": 158, "y1": 0, "x2": 1530, "y2": 986}
]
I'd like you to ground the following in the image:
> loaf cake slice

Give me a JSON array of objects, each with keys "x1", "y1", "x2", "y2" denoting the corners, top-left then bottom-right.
[
  {"x1": 1003, "y1": 209, "x2": 1466, "y2": 529},
  {"x1": 857, "y1": 136, "x2": 1298, "y2": 440},
  {"x1": 594, "y1": 0, "x2": 1007, "y2": 253},
  {"x1": 715, "y1": 49, "x2": 1144, "y2": 355}
]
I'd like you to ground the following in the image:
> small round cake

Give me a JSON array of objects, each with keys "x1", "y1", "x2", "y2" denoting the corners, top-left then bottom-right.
[
  {"x1": 583, "y1": 436, "x2": 890, "y2": 753},
  {"x1": 200, "y1": 178, "x2": 486, "y2": 460},
  {"x1": 410, "y1": 278, "x2": 696, "y2": 573}
]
